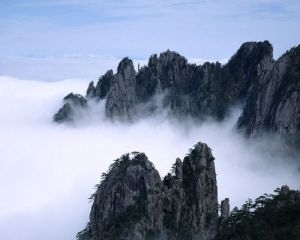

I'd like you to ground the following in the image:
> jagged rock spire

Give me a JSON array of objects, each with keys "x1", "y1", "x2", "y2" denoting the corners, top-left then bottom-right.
[
  {"x1": 220, "y1": 198, "x2": 230, "y2": 222},
  {"x1": 77, "y1": 142, "x2": 218, "y2": 240}
]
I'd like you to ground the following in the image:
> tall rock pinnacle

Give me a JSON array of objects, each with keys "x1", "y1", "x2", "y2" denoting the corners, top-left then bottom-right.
[{"x1": 77, "y1": 142, "x2": 219, "y2": 240}]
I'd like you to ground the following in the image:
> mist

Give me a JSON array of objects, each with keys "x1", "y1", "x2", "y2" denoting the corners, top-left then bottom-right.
[{"x1": 0, "y1": 75, "x2": 299, "y2": 240}]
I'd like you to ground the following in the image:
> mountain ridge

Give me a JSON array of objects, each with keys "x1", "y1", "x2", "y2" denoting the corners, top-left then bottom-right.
[{"x1": 54, "y1": 41, "x2": 300, "y2": 149}]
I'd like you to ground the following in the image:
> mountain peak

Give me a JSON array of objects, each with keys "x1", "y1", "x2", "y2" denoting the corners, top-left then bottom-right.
[
  {"x1": 117, "y1": 57, "x2": 135, "y2": 74},
  {"x1": 77, "y1": 141, "x2": 218, "y2": 240}
]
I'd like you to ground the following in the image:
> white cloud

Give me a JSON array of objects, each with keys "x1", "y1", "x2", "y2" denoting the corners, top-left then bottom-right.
[{"x1": 0, "y1": 74, "x2": 298, "y2": 239}]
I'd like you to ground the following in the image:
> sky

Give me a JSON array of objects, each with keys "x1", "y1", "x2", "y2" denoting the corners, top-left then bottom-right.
[{"x1": 0, "y1": 0, "x2": 300, "y2": 60}]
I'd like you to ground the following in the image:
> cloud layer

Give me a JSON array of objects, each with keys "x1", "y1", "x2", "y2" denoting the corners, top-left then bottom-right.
[{"x1": 0, "y1": 75, "x2": 299, "y2": 240}]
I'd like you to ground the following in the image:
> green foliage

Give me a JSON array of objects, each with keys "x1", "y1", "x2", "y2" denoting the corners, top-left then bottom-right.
[
  {"x1": 76, "y1": 224, "x2": 94, "y2": 240},
  {"x1": 88, "y1": 153, "x2": 132, "y2": 202},
  {"x1": 217, "y1": 186, "x2": 300, "y2": 240},
  {"x1": 87, "y1": 152, "x2": 151, "y2": 203}
]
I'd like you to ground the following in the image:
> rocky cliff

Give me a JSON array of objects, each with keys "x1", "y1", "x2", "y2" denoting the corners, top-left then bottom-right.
[
  {"x1": 77, "y1": 142, "x2": 219, "y2": 240},
  {"x1": 54, "y1": 41, "x2": 300, "y2": 149},
  {"x1": 237, "y1": 45, "x2": 300, "y2": 148}
]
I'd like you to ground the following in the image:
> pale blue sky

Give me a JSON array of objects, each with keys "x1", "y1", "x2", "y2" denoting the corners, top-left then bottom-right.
[{"x1": 0, "y1": 0, "x2": 300, "y2": 59}]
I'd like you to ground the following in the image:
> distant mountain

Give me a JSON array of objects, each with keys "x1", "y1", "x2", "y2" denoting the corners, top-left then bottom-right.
[{"x1": 54, "y1": 41, "x2": 300, "y2": 149}]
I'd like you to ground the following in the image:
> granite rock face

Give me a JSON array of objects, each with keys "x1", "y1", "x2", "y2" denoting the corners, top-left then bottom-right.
[
  {"x1": 237, "y1": 45, "x2": 300, "y2": 148},
  {"x1": 77, "y1": 142, "x2": 219, "y2": 240},
  {"x1": 105, "y1": 58, "x2": 137, "y2": 120}
]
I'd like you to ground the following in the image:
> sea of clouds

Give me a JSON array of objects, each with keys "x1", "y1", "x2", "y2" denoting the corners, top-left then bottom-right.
[{"x1": 0, "y1": 66, "x2": 299, "y2": 239}]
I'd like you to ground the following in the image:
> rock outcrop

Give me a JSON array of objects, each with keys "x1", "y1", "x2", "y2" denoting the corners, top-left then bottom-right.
[
  {"x1": 237, "y1": 45, "x2": 300, "y2": 148},
  {"x1": 220, "y1": 198, "x2": 230, "y2": 223},
  {"x1": 53, "y1": 93, "x2": 87, "y2": 122},
  {"x1": 86, "y1": 70, "x2": 114, "y2": 100},
  {"x1": 105, "y1": 58, "x2": 137, "y2": 120},
  {"x1": 77, "y1": 142, "x2": 218, "y2": 240}
]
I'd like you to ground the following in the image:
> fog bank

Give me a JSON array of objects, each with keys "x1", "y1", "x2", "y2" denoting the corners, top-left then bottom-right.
[{"x1": 0, "y1": 76, "x2": 299, "y2": 240}]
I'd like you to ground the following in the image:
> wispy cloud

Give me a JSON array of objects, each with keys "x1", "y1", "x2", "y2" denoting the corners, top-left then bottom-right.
[
  {"x1": 9, "y1": 0, "x2": 300, "y2": 20},
  {"x1": 0, "y1": 0, "x2": 299, "y2": 59}
]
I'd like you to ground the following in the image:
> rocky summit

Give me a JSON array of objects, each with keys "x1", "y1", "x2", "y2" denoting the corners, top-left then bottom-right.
[
  {"x1": 77, "y1": 142, "x2": 219, "y2": 240},
  {"x1": 54, "y1": 41, "x2": 300, "y2": 148}
]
